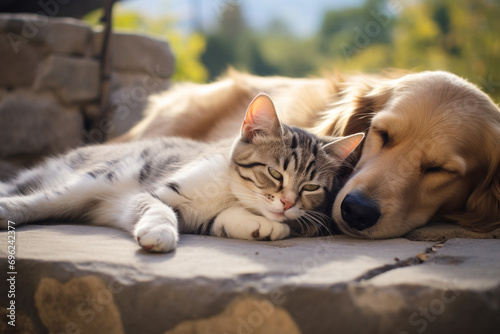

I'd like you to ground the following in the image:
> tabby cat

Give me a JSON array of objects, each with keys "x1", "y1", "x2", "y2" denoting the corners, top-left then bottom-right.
[{"x1": 0, "y1": 94, "x2": 363, "y2": 252}]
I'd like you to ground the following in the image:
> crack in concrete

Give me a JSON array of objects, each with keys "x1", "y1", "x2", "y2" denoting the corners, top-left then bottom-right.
[{"x1": 352, "y1": 241, "x2": 446, "y2": 282}]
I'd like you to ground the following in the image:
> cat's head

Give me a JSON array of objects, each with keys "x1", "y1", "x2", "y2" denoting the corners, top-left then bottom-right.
[{"x1": 229, "y1": 93, "x2": 364, "y2": 225}]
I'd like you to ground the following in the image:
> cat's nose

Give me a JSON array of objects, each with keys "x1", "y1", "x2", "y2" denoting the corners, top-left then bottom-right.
[{"x1": 281, "y1": 199, "x2": 295, "y2": 211}]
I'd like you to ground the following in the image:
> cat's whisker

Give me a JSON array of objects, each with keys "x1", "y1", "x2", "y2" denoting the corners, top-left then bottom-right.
[
  {"x1": 294, "y1": 217, "x2": 308, "y2": 236},
  {"x1": 297, "y1": 218, "x2": 310, "y2": 237},
  {"x1": 304, "y1": 214, "x2": 322, "y2": 236},
  {"x1": 307, "y1": 210, "x2": 335, "y2": 229},
  {"x1": 297, "y1": 216, "x2": 316, "y2": 237},
  {"x1": 300, "y1": 213, "x2": 322, "y2": 235},
  {"x1": 302, "y1": 211, "x2": 335, "y2": 237},
  {"x1": 305, "y1": 210, "x2": 331, "y2": 220}
]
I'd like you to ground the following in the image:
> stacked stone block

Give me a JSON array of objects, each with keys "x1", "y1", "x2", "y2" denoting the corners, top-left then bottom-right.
[{"x1": 0, "y1": 14, "x2": 174, "y2": 173}]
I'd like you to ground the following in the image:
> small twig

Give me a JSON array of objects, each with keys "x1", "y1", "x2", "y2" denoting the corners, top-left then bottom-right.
[{"x1": 92, "y1": 0, "x2": 115, "y2": 143}]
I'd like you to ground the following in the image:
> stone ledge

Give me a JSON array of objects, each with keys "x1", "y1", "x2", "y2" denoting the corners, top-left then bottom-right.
[
  {"x1": 92, "y1": 31, "x2": 175, "y2": 76},
  {"x1": 0, "y1": 91, "x2": 83, "y2": 157},
  {"x1": 0, "y1": 33, "x2": 39, "y2": 87},
  {"x1": 0, "y1": 225, "x2": 498, "y2": 333},
  {"x1": 0, "y1": 14, "x2": 92, "y2": 56},
  {"x1": 34, "y1": 55, "x2": 100, "y2": 103},
  {"x1": 0, "y1": 13, "x2": 176, "y2": 161},
  {"x1": 404, "y1": 221, "x2": 500, "y2": 242}
]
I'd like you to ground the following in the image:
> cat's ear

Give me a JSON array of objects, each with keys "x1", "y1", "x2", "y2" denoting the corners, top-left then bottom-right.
[
  {"x1": 323, "y1": 133, "x2": 365, "y2": 160},
  {"x1": 241, "y1": 94, "x2": 281, "y2": 141}
]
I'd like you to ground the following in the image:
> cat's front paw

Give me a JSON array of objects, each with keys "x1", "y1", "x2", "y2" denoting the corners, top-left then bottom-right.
[
  {"x1": 134, "y1": 210, "x2": 179, "y2": 253},
  {"x1": 213, "y1": 207, "x2": 291, "y2": 242},
  {"x1": 136, "y1": 224, "x2": 178, "y2": 253},
  {"x1": 215, "y1": 215, "x2": 290, "y2": 241},
  {"x1": 251, "y1": 218, "x2": 290, "y2": 241}
]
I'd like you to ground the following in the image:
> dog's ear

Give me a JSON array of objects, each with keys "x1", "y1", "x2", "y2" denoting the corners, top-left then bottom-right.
[
  {"x1": 344, "y1": 83, "x2": 395, "y2": 135},
  {"x1": 313, "y1": 77, "x2": 395, "y2": 137},
  {"x1": 453, "y1": 132, "x2": 500, "y2": 232}
]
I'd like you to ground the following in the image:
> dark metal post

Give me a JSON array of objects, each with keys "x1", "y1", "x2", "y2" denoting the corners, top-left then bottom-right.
[{"x1": 92, "y1": 0, "x2": 115, "y2": 143}]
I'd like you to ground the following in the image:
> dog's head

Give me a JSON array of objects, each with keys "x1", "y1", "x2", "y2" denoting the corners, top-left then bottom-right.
[{"x1": 326, "y1": 71, "x2": 500, "y2": 238}]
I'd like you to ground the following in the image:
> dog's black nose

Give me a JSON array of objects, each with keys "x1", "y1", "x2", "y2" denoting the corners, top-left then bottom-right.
[{"x1": 341, "y1": 193, "x2": 381, "y2": 231}]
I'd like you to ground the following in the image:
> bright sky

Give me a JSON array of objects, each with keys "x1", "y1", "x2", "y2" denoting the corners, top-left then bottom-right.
[{"x1": 120, "y1": 0, "x2": 365, "y2": 36}]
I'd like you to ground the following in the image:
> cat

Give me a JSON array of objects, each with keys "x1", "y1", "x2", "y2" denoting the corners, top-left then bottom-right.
[{"x1": 0, "y1": 94, "x2": 363, "y2": 252}]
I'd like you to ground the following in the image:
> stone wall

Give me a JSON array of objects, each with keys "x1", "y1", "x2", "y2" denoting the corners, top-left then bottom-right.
[{"x1": 0, "y1": 14, "x2": 174, "y2": 175}]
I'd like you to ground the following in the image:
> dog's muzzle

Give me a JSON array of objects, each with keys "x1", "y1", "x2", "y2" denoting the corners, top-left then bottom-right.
[{"x1": 341, "y1": 192, "x2": 381, "y2": 231}]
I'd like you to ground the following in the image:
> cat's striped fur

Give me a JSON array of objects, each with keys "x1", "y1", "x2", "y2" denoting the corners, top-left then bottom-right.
[{"x1": 0, "y1": 94, "x2": 363, "y2": 252}]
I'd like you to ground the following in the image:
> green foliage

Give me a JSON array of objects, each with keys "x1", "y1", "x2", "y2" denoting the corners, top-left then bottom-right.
[
  {"x1": 257, "y1": 34, "x2": 318, "y2": 77},
  {"x1": 319, "y1": 0, "x2": 500, "y2": 100},
  {"x1": 83, "y1": 4, "x2": 208, "y2": 83},
  {"x1": 204, "y1": 0, "x2": 499, "y2": 100},
  {"x1": 85, "y1": 0, "x2": 500, "y2": 101},
  {"x1": 201, "y1": 5, "x2": 280, "y2": 80}
]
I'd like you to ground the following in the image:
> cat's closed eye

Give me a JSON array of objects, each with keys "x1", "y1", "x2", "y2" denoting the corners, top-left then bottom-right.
[
  {"x1": 268, "y1": 167, "x2": 283, "y2": 181},
  {"x1": 302, "y1": 184, "x2": 320, "y2": 191}
]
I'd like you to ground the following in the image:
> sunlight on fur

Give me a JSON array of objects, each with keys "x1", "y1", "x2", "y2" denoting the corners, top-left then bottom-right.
[{"x1": 116, "y1": 69, "x2": 500, "y2": 238}]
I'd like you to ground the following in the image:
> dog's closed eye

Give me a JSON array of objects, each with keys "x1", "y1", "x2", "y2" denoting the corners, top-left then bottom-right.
[
  {"x1": 423, "y1": 166, "x2": 446, "y2": 174},
  {"x1": 380, "y1": 131, "x2": 390, "y2": 147},
  {"x1": 422, "y1": 165, "x2": 457, "y2": 175},
  {"x1": 373, "y1": 128, "x2": 390, "y2": 148}
]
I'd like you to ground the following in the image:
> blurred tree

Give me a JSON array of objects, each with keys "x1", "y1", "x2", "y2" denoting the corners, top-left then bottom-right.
[
  {"x1": 256, "y1": 18, "x2": 318, "y2": 77},
  {"x1": 316, "y1": 0, "x2": 397, "y2": 73},
  {"x1": 202, "y1": 33, "x2": 237, "y2": 80},
  {"x1": 393, "y1": 2, "x2": 446, "y2": 70},
  {"x1": 319, "y1": 6, "x2": 366, "y2": 56},
  {"x1": 202, "y1": 4, "x2": 247, "y2": 80},
  {"x1": 201, "y1": 3, "x2": 278, "y2": 80},
  {"x1": 246, "y1": 38, "x2": 278, "y2": 76},
  {"x1": 319, "y1": 0, "x2": 394, "y2": 57}
]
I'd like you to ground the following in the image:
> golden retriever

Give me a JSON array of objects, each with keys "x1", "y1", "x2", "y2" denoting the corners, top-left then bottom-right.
[{"x1": 115, "y1": 69, "x2": 500, "y2": 239}]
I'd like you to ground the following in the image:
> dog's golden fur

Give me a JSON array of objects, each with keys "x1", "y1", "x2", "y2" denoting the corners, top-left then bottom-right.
[{"x1": 116, "y1": 69, "x2": 500, "y2": 239}]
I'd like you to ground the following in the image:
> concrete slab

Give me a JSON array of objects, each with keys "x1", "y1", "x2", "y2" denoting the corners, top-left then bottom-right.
[{"x1": 0, "y1": 224, "x2": 499, "y2": 334}]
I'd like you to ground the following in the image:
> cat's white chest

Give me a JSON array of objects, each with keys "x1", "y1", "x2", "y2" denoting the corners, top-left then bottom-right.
[{"x1": 157, "y1": 154, "x2": 235, "y2": 230}]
